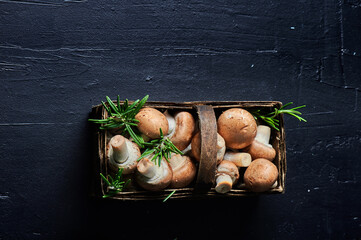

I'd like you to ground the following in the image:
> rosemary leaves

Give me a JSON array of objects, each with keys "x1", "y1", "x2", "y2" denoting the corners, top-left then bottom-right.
[
  {"x1": 139, "y1": 128, "x2": 183, "y2": 166},
  {"x1": 251, "y1": 102, "x2": 307, "y2": 131},
  {"x1": 100, "y1": 168, "x2": 130, "y2": 198},
  {"x1": 88, "y1": 95, "x2": 148, "y2": 147}
]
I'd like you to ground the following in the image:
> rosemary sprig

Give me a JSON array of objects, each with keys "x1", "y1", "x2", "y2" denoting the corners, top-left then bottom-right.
[
  {"x1": 251, "y1": 102, "x2": 307, "y2": 131},
  {"x1": 89, "y1": 95, "x2": 149, "y2": 147},
  {"x1": 163, "y1": 190, "x2": 176, "y2": 202},
  {"x1": 138, "y1": 128, "x2": 183, "y2": 166},
  {"x1": 100, "y1": 168, "x2": 130, "y2": 198}
]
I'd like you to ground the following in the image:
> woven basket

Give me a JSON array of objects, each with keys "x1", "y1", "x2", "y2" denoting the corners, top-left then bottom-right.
[{"x1": 90, "y1": 101, "x2": 286, "y2": 200}]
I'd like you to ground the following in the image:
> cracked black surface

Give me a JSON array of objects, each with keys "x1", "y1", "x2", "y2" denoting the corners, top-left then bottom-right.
[{"x1": 0, "y1": 0, "x2": 360, "y2": 239}]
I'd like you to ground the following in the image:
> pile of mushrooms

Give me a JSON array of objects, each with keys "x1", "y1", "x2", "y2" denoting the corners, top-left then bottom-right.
[
  {"x1": 216, "y1": 108, "x2": 279, "y2": 193},
  {"x1": 105, "y1": 106, "x2": 279, "y2": 194},
  {"x1": 107, "y1": 107, "x2": 198, "y2": 192}
]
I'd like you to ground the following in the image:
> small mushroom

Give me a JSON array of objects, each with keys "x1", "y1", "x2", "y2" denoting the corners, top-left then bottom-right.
[
  {"x1": 165, "y1": 111, "x2": 196, "y2": 151},
  {"x1": 191, "y1": 131, "x2": 226, "y2": 164},
  {"x1": 215, "y1": 160, "x2": 240, "y2": 194},
  {"x1": 168, "y1": 153, "x2": 197, "y2": 188},
  {"x1": 107, "y1": 135, "x2": 141, "y2": 174},
  {"x1": 244, "y1": 125, "x2": 276, "y2": 161},
  {"x1": 135, "y1": 156, "x2": 173, "y2": 191},
  {"x1": 223, "y1": 151, "x2": 252, "y2": 167},
  {"x1": 135, "y1": 107, "x2": 169, "y2": 139},
  {"x1": 243, "y1": 158, "x2": 278, "y2": 192},
  {"x1": 217, "y1": 108, "x2": 257, "y2": 149}
]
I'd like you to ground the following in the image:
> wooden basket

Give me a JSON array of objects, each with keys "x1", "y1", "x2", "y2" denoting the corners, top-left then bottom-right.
[{"x1": 90, "y1": 101, "x2": 286, "y2": 200}]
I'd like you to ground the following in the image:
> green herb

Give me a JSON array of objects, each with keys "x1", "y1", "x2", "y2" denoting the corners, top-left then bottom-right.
[
  {"x1": 100, "y1": 168, "x2": 130, "y2": 198},
  {"x1": 251, "y1": 102, "x2": 307, "y2": 131},
  {"x1": 89, "y1": 95, "x2": 149, "y2": 147},
  {"x1": 163, "y1": 190, "x2": 176, "y2": 202},
  {"x1": 138, "y1": 128, "x2": 183, "y2": 166}
]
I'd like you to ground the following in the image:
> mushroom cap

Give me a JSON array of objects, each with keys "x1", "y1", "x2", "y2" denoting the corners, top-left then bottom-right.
[
  {"x1": 244, "y1": 140, "x2": 276, "y2": 161},
  {"x1": 168, "y1": 111, "x2": 196, "y2": 151},
  {"x1": 217, "y1": 108, "x2": 257, "y2": 149},
  {"x1": 168, "y1": 154, "x2": 197, "y2": 188},
  {"x1": 191, "y1": 132, "x2": 225, "y2": 164},
  {"x1": 107, "y1": 135, "x2": 140, "y2": 174},
  {"x1": 135, "y1": 107, "x2": 169, "y2": 139},
  {"x1": 215, "y1": 160, "x2": 239, "y2": 194},
  {"x1": 243, "y1": 158, "x2": 278, "y2": 192},
  {"x1": 216, "y1": 160, "x2": 240, "y2": 183},
  {"x1": 135, "y1": 157, "x2": 173, "y2": 191}
]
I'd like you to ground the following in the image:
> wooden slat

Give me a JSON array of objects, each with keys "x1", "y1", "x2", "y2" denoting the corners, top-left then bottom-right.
[{"x1": 194, "y1": 105, "x2": 218, "y2": 192}]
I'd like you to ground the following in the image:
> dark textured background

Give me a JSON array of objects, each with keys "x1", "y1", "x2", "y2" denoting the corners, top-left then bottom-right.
[{"x1": 1, "y1": 0, "x2": 361, "y2": 239}]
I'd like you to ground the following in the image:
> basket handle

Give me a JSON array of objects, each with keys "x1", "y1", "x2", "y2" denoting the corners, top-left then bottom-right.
[{"x1": 194, "y1": 105, "x2": 218, "y2": 192}]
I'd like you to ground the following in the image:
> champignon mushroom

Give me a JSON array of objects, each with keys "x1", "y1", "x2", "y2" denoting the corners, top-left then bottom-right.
[
  {"x1": 135, "y1": 156, "x2": 173, "y2": 191},
  {"x1": 191, "y1": 131, "x2": 226, "y2": 164},
  {"x1": 107, "y1": 135, "x2": 141, "y2": 174},
  {"x1": 244, "y1": 125, "x2": 276, "y2": 161},
  {"x1": 223, "y1": 151, "x2": 252, "y2": 167},
  {"x1": 168, "y1": 153, "x2": 196, "y2": 188},
  {"x1": 135, "y1": 107, "x2": 169, "y2": 139},
  {"x1": 217, "y1": 108, "x2": 257, "y2": 149},
  {"x1": 215, "y1": 160, "x2": 240, "y2": 194},
  {"x1": 165, "y1": 111, "x2": 196, "y2": 151},
  {"x1": 243, "y1": 158, "x2": 278, "y2": 192}
]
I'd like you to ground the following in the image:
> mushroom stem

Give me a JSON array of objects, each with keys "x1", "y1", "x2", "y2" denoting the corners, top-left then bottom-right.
[
  {"x1": 181, "y1": 143, "x2": 192, "y2": 155},
  {"x1": 215, "y1": 160, "x2": 239, "y2": 194},
  {"x1": 255, "y1": 125, "x2": 272, "y2": 145},
  {"x1": 164, "y1": 110, "x2": 176, "y2": 136},
  {"x1": 110, "y1": 136, "x2": 129, "y2": 163},
  {"x1": 215, "y1": 174, "x2": 233, "y2": 193},
  {"x1": 223, "y1": 152, "x2": 251, "y2": 167},
  {"x1": 137, "y1": 158, "x2": 161, "y2": 179}
]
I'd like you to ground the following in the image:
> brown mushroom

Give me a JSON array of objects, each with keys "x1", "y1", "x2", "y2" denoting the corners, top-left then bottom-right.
[
  {"x1": 168, "y1": 153, "x2": 196, "y2": 188},
  {"x1": 215, "y1": 160, "x2": 240, "y2": 194},
  {"x1": 223, "y1": 151, "x2": 252, "y2": 167},
  {"x1": 135, "y1": 156, "x2": 173, "y2": 191},
  {"x1": 135, "y1": 107, "x2": 169, "y2": 139},
  {"x1": 244, "y1": 125, "x2": 276, "y2": 161},
  {"x1": 191, "y1": 131, "x2": 226, "y2": 164},
  {"x1": 107, "y1": 135, "x2": 141, "y2": 174},
  {"x1": 217, "y1": 108, "x2": 257, "y2": 149},
  {"x1": 243, "y1": 158, "x2": 278, "y2": 192},
  {"x1": 165, "y1": 111, "x2": 196, "y2": 151}
]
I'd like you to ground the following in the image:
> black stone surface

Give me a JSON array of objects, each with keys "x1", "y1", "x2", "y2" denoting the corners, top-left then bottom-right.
[{"x1": 1, "y1": 0, "x2": 361, "y2": 239}]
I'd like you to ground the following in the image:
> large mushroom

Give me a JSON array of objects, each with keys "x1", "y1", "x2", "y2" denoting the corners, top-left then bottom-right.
[
  {"x1": 191, "y1": 131, "x2": 226, "y2": 164},
  {"x1": 107, "y1": 135, "x2": 141, "y2": 174},
  {"x1": 244, "y1": 125, "x2": 276, "y2": 161},
  {"x1": 243, "y1": 158, "x2": 278, "y2": 192},
  {"x1": 215, "y1": 160, "x2": 240, "y2": 194},
  {"x1": 135, "y1": 107, "x2": 169, "y2": 139},
  {"x1": 217, "y1": 108, "x2": 257, "y2": 149},
  {"x1": 168, "y1": 153, "x2": 197, "y2": 188},
  {"x1": 135, "y1": 156, "x2": 173, "y2": 191},
  {"x1": 165, "y1": 111, "x2": 196, "y2": 151}
]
